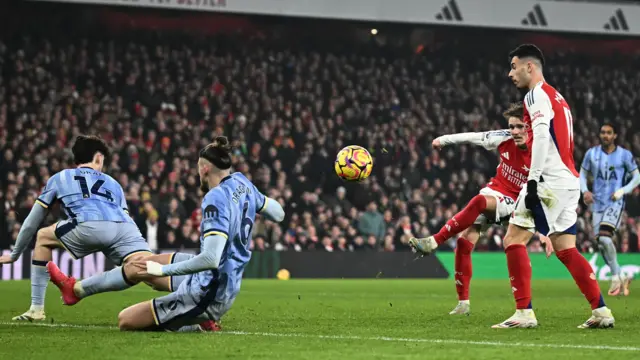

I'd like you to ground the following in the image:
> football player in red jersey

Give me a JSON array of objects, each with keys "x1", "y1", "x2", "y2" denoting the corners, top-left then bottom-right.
[
  {"x1": 409, "y1": 104, "x2": 551, "y2": 315},
  {"x1": 488, "y1": 44, "x2": 612, "y2": 329}
]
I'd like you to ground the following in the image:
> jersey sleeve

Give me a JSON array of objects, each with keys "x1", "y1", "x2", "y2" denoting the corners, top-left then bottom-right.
[
  {"x1": 201, "y1": 191, "x2": 231, "y2": 240},
  {"x1": 581, "y1": 148, "x2": 593, "y2": 172},
  {"x1": 36, "y1": 174, "x2": 58, "y2": 209},
  {"x1": 525, "y1": 87, "x2": 553, "y2": 128},
  {"x1": 253, "y1": 185, "x2": 267, "y2": 213},
  {"x1": 480, "y1": 130, "x2": 512, "y2": 150},
  {"x1": 624, "y1": 150, "x2": 638, "y2": 172}
]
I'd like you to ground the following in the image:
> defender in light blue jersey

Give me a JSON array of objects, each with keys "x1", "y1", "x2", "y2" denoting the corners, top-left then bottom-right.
[
  {"x1": 117, "y1": 136, "x2": 284, "y2": 332},
  {"x1": 580, "y1": 124, "x2": 640, "y2": 296},
  {"x1": 0, "y1": 135, "x2": 152, "y2": 322}
]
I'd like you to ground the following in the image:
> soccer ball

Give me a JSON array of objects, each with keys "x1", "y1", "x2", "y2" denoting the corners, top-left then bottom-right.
[{"x1": 334, "y1": 145, "x2": 373, "y2": 182}]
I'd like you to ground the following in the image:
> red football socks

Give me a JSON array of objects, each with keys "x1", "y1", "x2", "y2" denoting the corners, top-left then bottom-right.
[
  {"x1": 556, "y1": 248, "x2": 605, "y2": 310},
  {"x1": 434, "y1": 195, "x2": 487, "y2": 245},
  {"x1": 454, "y1": 237, "x2": 474, "y2": 301},
  {"x1": 506, "y1": 244, "x2": 532, "y2": 309}
]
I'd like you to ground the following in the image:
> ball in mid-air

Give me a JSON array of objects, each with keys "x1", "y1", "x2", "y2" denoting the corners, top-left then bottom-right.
[{"x1": 334, "y1": 145, "x2": 373, "y2": 182}]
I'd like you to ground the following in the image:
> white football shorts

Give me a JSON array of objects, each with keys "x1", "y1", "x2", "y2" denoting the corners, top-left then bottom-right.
[
  {"x1": 509, "y1": 181, "x2": 579, "y2": 236},
  {"x1": 473, "y1": 187, "x2": 516, "y2": 230}
]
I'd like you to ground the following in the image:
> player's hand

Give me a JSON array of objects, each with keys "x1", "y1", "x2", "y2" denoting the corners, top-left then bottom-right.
[
  {"x1": 432, "y1": 138, "x2": 443, "y2": 150},
  {"x1": 611, "y1": 189, "x2": 624, "y2": 201},
  {"x1": 539, "y1": 234, "x2": 554, "y2": 258},
  {"x1": 524, "y1": 180, "x2": 540, "y2": 210},
  {"x1": 131, "y1": 260, "x2": 164, "y2": 277},
  {"x1": 0, "y1": 255, "x2": 16, "y2": 265},
  {"x1": 583, "y1": 191, "x2": 594, "y2": 205}
]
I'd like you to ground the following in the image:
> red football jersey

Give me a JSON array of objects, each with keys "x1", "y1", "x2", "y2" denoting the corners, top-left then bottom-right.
[
  {"x1": 523, "y1": 81, "x2": 579, "y2": 189},
  {"x1": 487, "y1": 138, "x2": 531, "y2": 200}
]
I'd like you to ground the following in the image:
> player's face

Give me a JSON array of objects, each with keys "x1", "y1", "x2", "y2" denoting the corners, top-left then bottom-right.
[
  {"x1": 508, "y1": 57, "x2": 531, "y2": 89},
  {"x1": 599, "y1": 125, "x2": 617, "y2": 146},
  {"x1": 508, "y1": 117, "x2": 528, "y2": 146},
  {"x1": 197, "y1": 158, "x2": 210, "y2": 192}
]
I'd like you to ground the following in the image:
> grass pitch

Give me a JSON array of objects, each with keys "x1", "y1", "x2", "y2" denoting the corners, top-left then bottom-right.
[{"x1": 1, "y1": 279, "x2": 639, "y2": 359}]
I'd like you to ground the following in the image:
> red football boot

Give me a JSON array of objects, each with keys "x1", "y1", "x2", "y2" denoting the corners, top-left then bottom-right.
[
  {"x1": 199, "y1": 320, "x2": 222, "y2": 332},
  {"x1": 47, "y1": 262, "x2": 81, "y2": 306}
]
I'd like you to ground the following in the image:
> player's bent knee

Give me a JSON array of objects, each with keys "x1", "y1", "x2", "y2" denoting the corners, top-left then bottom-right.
[
  {"x1": 598, "y1": 226, "x2": 615, "y2": 238},
  {"x1": 550, "y1": 233, "x2": 576, "y2": 251},
  {"x1": 35, "y1": 226, "x2": 60, "y2": 249},
  {"x1": 503, "y1": 224, "x2": 530, "y2": 247},
  {"x1": 118, "y1": 310, "x2": 132, "y2": 331},
  {"x1": 460, "y1": 226, "x2": 480, "y2": 244}
]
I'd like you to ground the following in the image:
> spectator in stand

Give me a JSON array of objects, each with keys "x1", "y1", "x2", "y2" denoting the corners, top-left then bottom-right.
[{"x1": 0, "y1": 4, "x2": 638, "y2": 256}]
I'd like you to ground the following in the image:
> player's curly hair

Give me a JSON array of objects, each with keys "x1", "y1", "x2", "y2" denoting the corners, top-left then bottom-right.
[
  {"x1": 502, "y1": 102, "x2": 524, "y2": 120},
  {"x1": 71, "y1": 135, "x2": 111, "y2": 165},
  {"x1": 508, "y1": 44, "x2": 545, "y2": 68},
  {"x1": 199, "y1": 136, "x2": 233, "y2": 170}
]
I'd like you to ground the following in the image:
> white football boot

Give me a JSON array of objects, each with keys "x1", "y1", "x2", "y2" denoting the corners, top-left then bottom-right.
[
  {"x1": 449, "y1": 300, "x2": 470, "y2": 315},
  {"x1": 491, "y1": 309, "x2": 538, "y2": 329},
  {"x1": 577, "y1": 307, "x2": 615, "y2": 329},
  {"x1": 409, "y1": 236, "x2": 438, "y2": 256},
  {"x1": 12, "y1": 307, "x2": 46, "y2": 322}
]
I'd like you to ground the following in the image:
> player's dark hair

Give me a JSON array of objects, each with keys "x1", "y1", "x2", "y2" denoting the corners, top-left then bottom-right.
[
  {"x1": 508, "y1": 44, "x2": 545, "y2": 68},
  {"x1": 71, "y1": 135, "x2": 111, "y2": 165},
  {"x1": 600, "y1": 122, "x2": 617, "y2": 134},
  {"x1": 199, "y1": 136, "x2": 233, "y2": 170},
  {"x1": 502, "y1": 102, "x2": 524, "y2": 120}
]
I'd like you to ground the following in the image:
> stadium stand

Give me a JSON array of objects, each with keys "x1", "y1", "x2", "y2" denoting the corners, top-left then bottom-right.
[{"x1": 0, "y1": 2, "x2": 639, "y2": 255}]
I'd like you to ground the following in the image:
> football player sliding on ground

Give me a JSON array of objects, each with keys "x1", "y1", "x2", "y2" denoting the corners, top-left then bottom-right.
[
  {"x1": 409, "y1": 103, "x2": 551, "y2": 315},
  {"x1": 46, "y1": 137, "x2": 286, "y2": 332}
]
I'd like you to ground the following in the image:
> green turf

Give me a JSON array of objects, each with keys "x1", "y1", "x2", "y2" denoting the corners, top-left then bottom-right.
[{"x1": 1, "y1": 279, "x2": 638, "y2": 359}]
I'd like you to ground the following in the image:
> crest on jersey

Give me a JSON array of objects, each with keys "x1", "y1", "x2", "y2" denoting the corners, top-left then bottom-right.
[{"x1": 203, "y1": 205, "x2": 219, "y2": 219}]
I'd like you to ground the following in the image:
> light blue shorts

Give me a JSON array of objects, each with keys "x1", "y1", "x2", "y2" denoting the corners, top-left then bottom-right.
[
  {"x1": 592, "y1": 202, "x2": 624, "y2": 235},
  {"x1": 55, "y1": 219, "x2": 150, "y2": 265},
  {"x1": 151, "y1": 253, "x2": 235, "y2": 330}
]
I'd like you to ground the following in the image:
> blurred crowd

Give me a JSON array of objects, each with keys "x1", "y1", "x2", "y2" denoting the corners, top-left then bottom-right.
[{"x1": 1, "y1": 4, "x2": 639, "y2": 254}]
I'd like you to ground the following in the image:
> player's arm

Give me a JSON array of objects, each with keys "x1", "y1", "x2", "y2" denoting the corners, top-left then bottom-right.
[
  {"x1": 579, "y1": 168, "x2": 589, "y2": 193},
  {"x1": 613, "y1": 153, "x2": 640, "y2": 200},
  {"x1": 579, "y1": 149, "x2": 592, "y2": 193},
  {"x1": 524, "y1": 88, "x2": 553, "y2": 208},
  {"x1": 256, "y1": 192, "x2": 285, "y2": 222},
  {"x1": 435, "y1": 130, "x2": 510, "y2": 151},
  {"x1": 7, "y1": 176, "x2": 57, "y2": 261},
  {"x1": 148, "y1": 194, "x2": 230, "y2": 276},
  {"x1": 152, "y1": 233, "x2": 227, "y2": 276}
]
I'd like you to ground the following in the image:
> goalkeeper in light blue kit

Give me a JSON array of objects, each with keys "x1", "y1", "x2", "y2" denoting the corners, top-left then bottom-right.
[
  {"x1": 116, "y1": 136, "x2": 284, "y2": 331},
  {"x1": 580, "y1": 123, "x2": 640, "y2": 296}
]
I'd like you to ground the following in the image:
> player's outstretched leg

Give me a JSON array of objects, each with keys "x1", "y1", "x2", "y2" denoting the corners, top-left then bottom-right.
[
  {"x1": 597, "y1": 232, "x2": 630, "y2": 296},
  {"x1": 48, "y1": 252, "x2": 175, "y2": 305},
  {"x1": 552, "y1": 233, "x2": 614, "y2": 328},
  {"x1": 12, "y1": 224, "x2": 60, "y2": 322},
  {"x1": 410, "y1": 194, "x2": 493, "y2": 256},
  {"x1": 491, "y1": 223, "x2": 537, "y2": 329},
  {"x1": 118, "y1": 298, "x2": 221, "y2": 333},
  {"x1": 449, "y1": 227, "x2": 479, "y2": 315}
]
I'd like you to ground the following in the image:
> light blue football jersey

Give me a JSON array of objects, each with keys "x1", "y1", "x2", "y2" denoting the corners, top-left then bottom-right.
[
  {"x1": 192, "y1": 172, "x2": 266, "y2": 302},
  {"x1": 37, "y1": 167, "x2": 132, "y2": 223},
  {"x1": 581, "y1": 146, "x2": 638, "y2": 212}
]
